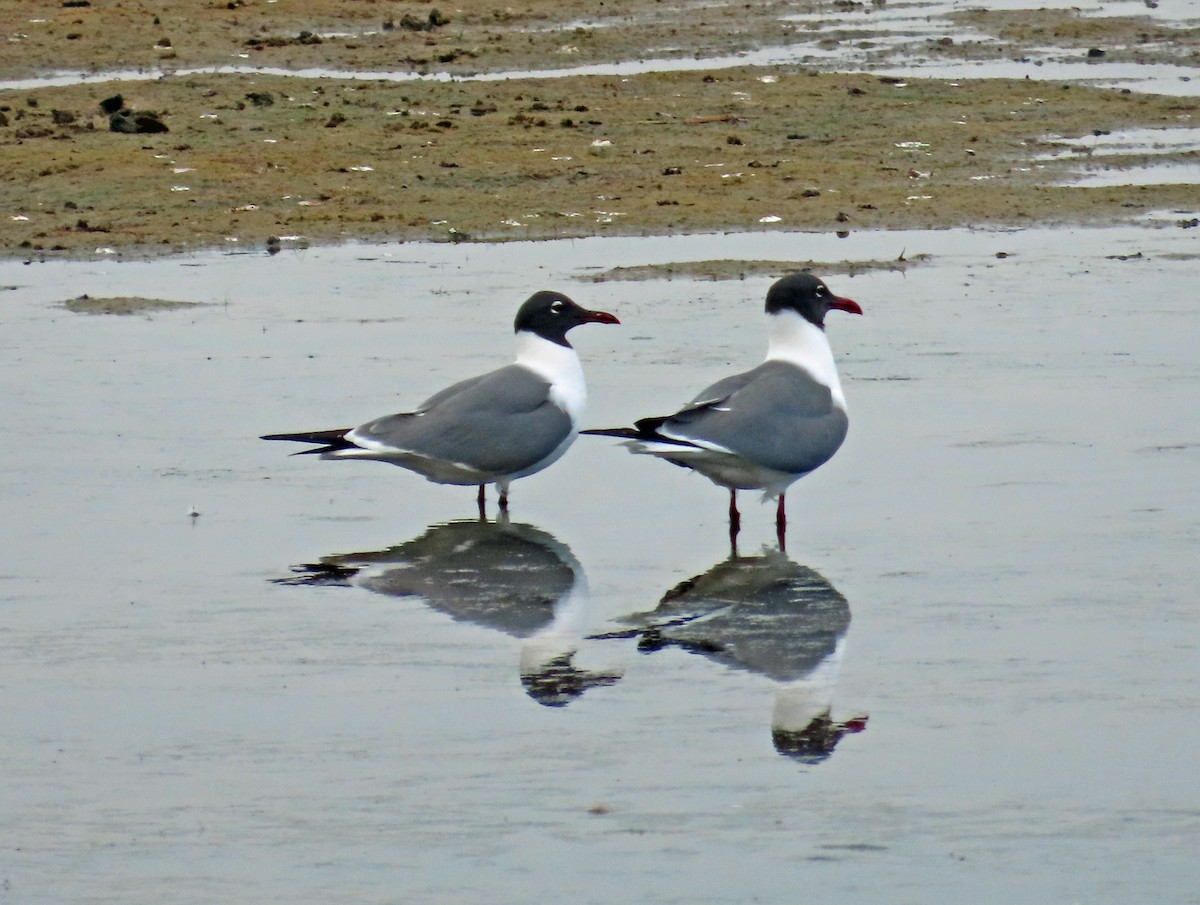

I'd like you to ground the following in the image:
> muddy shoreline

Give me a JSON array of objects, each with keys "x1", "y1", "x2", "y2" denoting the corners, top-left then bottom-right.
[{"x1": 2, "y1": 0, "x2": 1198, "y2": 258}]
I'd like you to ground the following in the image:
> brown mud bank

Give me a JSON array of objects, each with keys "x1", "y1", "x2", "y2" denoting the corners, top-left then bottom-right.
[
  {"x1": 2, "y1": 0, "x2": 1198, "y2": 258},
  {"x1": 3, "y1": 68, "x2": 1197, "y2": 258},
  {"x1": 5, "y1": 0, "x2": 1199, "y2": 82}
]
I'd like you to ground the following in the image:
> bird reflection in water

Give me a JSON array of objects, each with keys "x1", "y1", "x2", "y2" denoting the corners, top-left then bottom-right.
[
  {"x1": 594, "y1": 545, "x2": 867, "y2": 763},
  {"x1": 275, "y1": 517, "x2": 622, "y2": 707}
]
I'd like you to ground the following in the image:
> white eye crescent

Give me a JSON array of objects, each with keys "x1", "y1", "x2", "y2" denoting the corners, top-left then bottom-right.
[{"x1": 550, "y1": 300, "x2": 565, "y2": 314}]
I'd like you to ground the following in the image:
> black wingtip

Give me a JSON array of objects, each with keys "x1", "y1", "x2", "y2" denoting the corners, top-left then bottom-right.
[
  {"x1": 582, "y1": 416, "x2": 668, "y2": 439},
  {"x1": 261, "y1": 428, "x2": 350, "y2": 444},
  {"x1": 581, "y1": 419, "x2": 697, "y2": 448},
  {"x1": 579, "y1": 427, "x2": 643, "y2": 439},
  {"x1": 261, "y1": 429, "x2": 356, "y2": 458},
  {"x1": 633, "y1": 415, "x2": 669, "y2": 437},
  {"x1": 580, "y1": 417, "x2": 668, "y2": 440}
]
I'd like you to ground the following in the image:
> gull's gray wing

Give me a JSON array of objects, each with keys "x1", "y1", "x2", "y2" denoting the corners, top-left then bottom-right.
[
  {"x1": 659, "y1": 361, "x2": 847, "y2": 476},
  {"x1": 350, "y1": 364, "x2": 573, "y2": 475},
  {"x1": 686, "y1": 366, "x2": 768, "y2": 409},
  {"x1": 415, "y1": 372, "x2": 489, "y2": 411}
]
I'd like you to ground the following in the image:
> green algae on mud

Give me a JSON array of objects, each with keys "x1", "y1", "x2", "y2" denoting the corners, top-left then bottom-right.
[
  {"x1": 0, "y1": 0, "x2": 837, "y2": 81},
  {"x1": 3, "y1": 0, "x2": 1199, "y2": 258},
  {"x1": 5, "y1": 0, "x2": 1198, "y2": 82},
  {"x1": 3, "y1": 66, "x2": 1198, "y2": 258},
  {"x1": 943, "y1": 8, "x2": 1200, "y2": 67},
  {"x1": 589, "y1": 255, "x2": 930, "y2": 282},
  {"x1": 59, "y1": 294, "x2": 206, "y2": 315}
]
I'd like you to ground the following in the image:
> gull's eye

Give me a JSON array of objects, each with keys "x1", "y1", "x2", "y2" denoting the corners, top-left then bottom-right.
[{"x1": 550, "y1": 300, "x2": 565, "y2": 314}]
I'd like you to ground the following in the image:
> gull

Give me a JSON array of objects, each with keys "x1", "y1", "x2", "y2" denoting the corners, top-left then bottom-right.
[
  {"x1": 263, "y1": 291, "x2": 620, "y2": 512},
  {"x1": 583, "y1": 273, "x2": 860, "y2": 544}
]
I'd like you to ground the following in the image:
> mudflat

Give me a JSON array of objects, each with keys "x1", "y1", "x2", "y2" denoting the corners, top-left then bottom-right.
[{"x1": 2, "y1": 0, "x2": 1198, "y2": 256}]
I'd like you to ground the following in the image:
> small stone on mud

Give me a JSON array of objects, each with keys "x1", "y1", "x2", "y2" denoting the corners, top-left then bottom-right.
[{"x1": 109, "y1": 107, "x2": 169, "y2": 133}]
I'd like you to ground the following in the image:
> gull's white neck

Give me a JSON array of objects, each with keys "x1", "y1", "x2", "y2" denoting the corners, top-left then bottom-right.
[
  {"x1": 764, "y1": 309, "x2": 846, "y2": 409},
  {"x1": 514, "y1": 330, "x2": 587, "y2": 422}
]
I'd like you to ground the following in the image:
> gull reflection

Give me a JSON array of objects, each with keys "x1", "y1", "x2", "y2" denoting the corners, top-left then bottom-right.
[
  {"x1": 597, "y1": 546, "x2": 867, "y2": 762},
  {"x1": 276, "y1": 518, "x2": 621, "y2": 707}
]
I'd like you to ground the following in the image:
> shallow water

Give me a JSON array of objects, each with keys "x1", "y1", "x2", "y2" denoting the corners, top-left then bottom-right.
[
  {"x1": 2, "y1": 223, "x2": 1198, "y2": 903},
  {"x1": 4, "y1": 48, "x2": 1196, "y2": 97},
  {"x1": 1062, "y1": 158, "x2": 1200, "y2": 186},
  {"x1": 3, "y1": 0, "x2": 1198, "y2": 96},
  {"x1": 1038, "y1": 126, "x2": 1200, "y2": 158},
  {"x1": 1033, "y1": 125, "x2": 1200, "y2": 187}
]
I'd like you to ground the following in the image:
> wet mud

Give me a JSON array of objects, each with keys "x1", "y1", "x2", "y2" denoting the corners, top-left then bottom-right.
[{"x1": 2, "y1": 0, "x2": 1198, "y2": 257}]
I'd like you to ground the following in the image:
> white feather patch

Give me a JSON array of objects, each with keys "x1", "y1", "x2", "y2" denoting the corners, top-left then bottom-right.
[
  {"x1": 764, "y1": 309, "x2": 846, "y2": 409},
  {"x1": 514, "y1": 330, "x2": 587, "y2": 424}
]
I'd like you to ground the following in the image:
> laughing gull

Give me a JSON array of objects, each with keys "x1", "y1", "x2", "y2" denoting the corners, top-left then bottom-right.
[
  {"x1": 262, "y1": 291, "x2": 619, "y2": 512},
  {"x1": 582, "y1": 273, "x2": 861, "y2": 544}
]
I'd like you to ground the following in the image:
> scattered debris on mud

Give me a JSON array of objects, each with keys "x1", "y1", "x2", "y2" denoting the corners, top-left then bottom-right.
[{"x1": 2, "y1": 0, "x2": 1198, "y2": 257}]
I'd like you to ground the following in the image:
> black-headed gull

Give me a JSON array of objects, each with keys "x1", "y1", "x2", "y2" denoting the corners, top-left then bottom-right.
[
  {"x1": 263, "y1": 291, "x2": 620, "y2": 512},
  {"x1": 583, "y1": 273, "x2": 860, "y2": 544}
]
